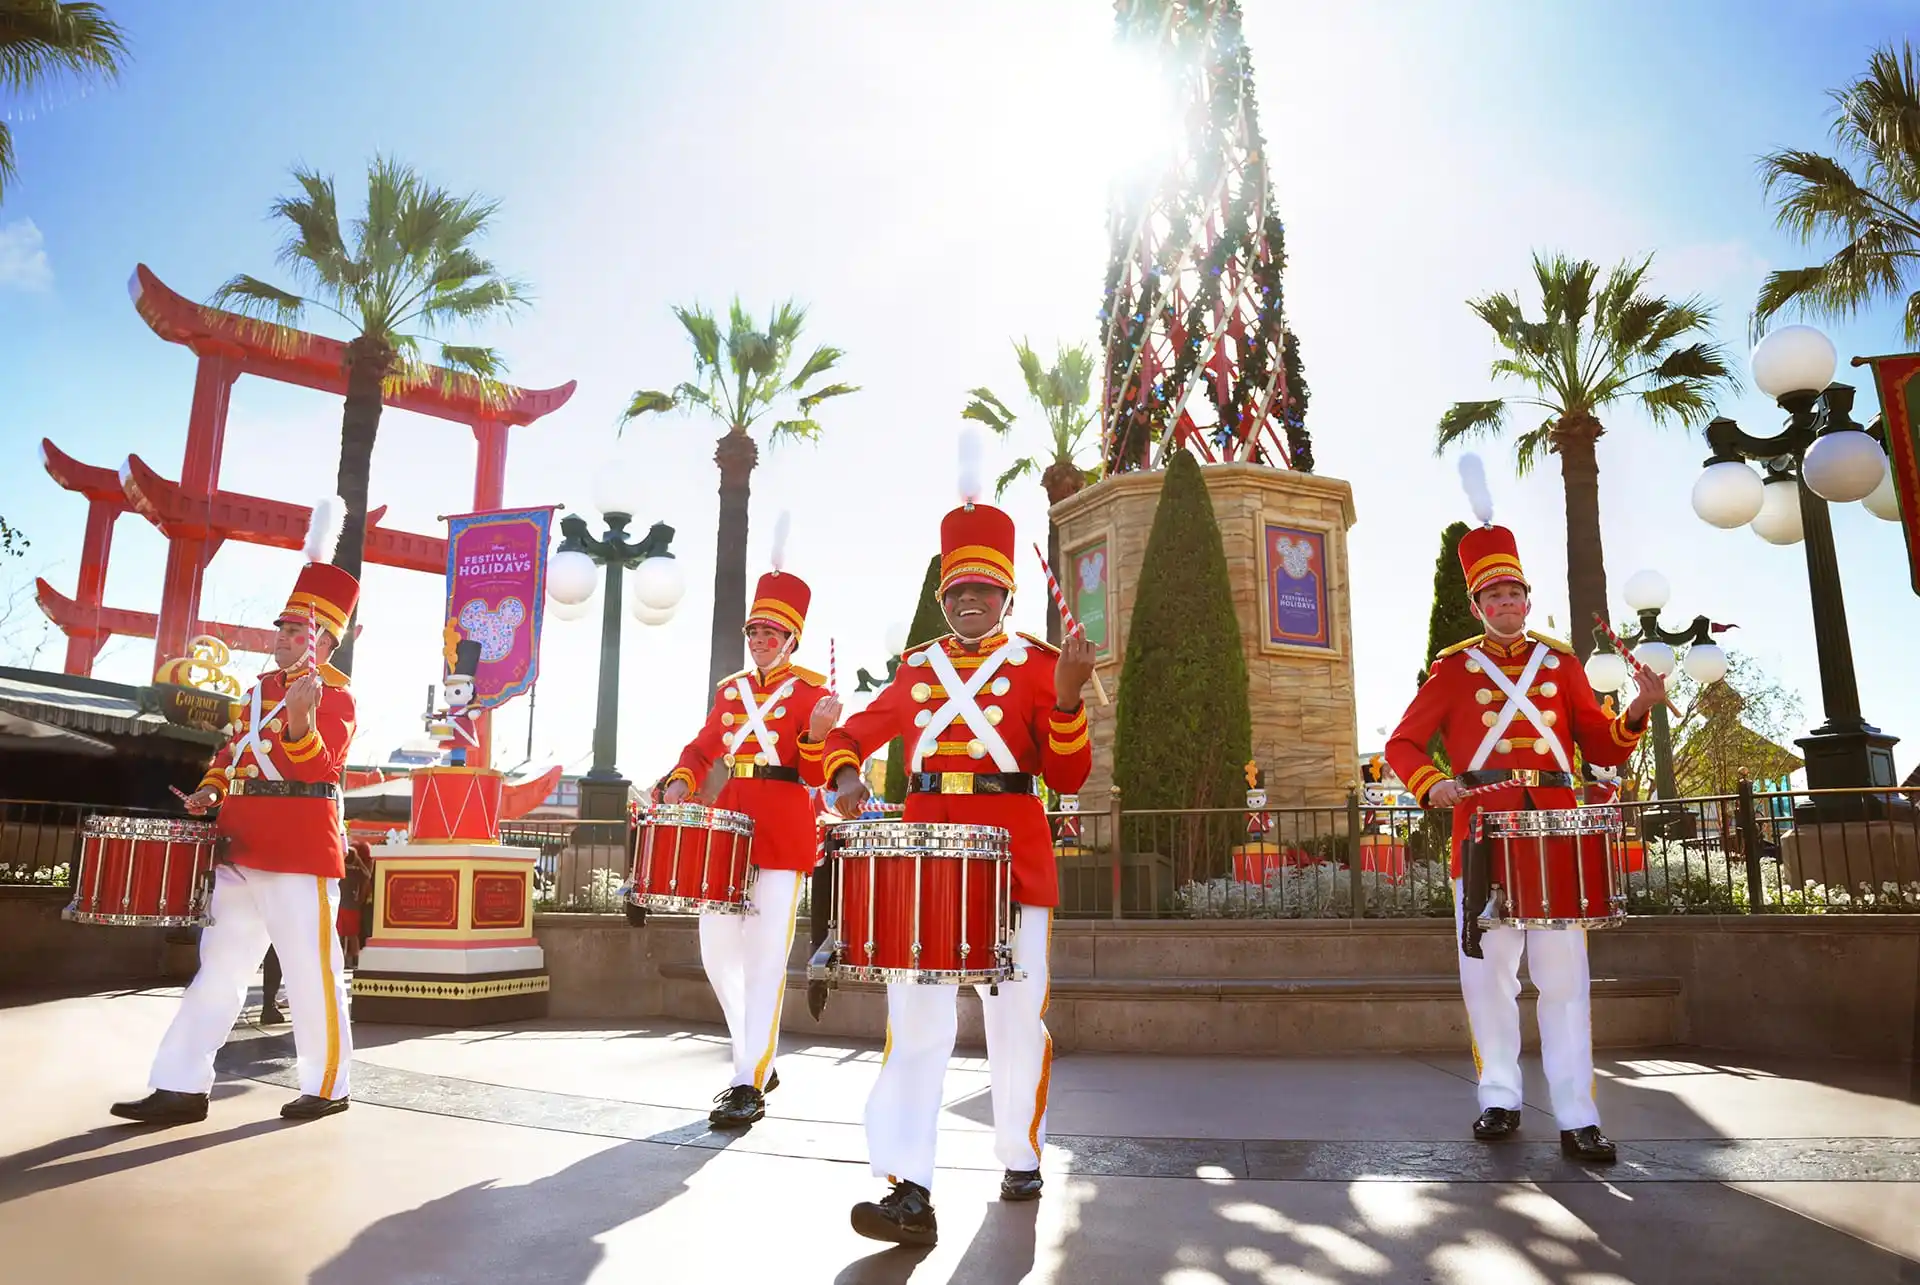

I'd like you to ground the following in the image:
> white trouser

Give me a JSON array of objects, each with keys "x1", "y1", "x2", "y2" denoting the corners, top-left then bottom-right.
[
  {"x1": 1452, "y1": 880, "x2": 1597, "y2": 1130},
  {"x1": 698, "y1": 868, "x2": 802, "y2": 1090},
  {"x1": 151, "y1": 864, "x2": 352, "y2": 1100},
  {"x1": 865, "y1": 904, "x2": 1053, "y2": 1192}
]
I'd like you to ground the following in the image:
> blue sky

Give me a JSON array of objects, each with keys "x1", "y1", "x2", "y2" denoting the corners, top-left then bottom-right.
[{"x1": 3, "y1": 1, "x2": 1918, "y2": 785}]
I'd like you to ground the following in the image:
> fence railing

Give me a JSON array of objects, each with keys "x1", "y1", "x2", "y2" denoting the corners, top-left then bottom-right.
[{"x1": 16, "y1": 784, "x2": 1919, "y2": 922}]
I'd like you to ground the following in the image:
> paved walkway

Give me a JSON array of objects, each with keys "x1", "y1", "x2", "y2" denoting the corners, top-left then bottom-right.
[{"x1": 3, "y1": 984, "x2": 1918, "y2": 1283}]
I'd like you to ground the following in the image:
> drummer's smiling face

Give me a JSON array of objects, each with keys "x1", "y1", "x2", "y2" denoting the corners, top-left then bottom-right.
[
  {"x1": 943, "y1": 583, "x2": 1007, "y2": 643},
  {"x1": 745, "y1": 623, "x2": 790, "y2": 672},
  {"x1": 1472, "y1": 582, "x2": 1530, "y2": 640},
  {"x1": 271, "y1": 619, "x2": 333, "y2": 671}
]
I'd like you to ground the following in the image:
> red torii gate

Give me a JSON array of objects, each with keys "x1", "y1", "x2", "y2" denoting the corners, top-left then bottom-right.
[{"x1": 38, "y1": 264, "x2": 576, "y2": 767}]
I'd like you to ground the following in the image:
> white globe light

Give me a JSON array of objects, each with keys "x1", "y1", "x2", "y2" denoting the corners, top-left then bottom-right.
[
  {"x1": 885, "y1": 621, "x2": 910, "y2": 655},
  {"x1": 1863, "y1": 467, "x2": 1903, "y2": 521},
  {"x1": 1692, "y1": 461, "x2": 1766, "y2": 528},
  {"x1": 590, "y1": 461, "x2": 644, "y2": 521},
  {"x1": 548, "y1": 594, "x2": 596, "y2": 622},
  {"x1": 1621, "y1": 569, "x2": 1671, "y2": 614},
  {"x1": 1801, "y1": 430, "x2": 1887, "y2": 504},
  {"x1": 1632, "y1": 640, "x2": 1677, "y2": 677},
  {"x1": 1750, "y1": 324, "x2": 1837, "y2": 400},
  {"x1": 1750, "y1": 477, "x2": 1806, "y2": 545},
  {"x1": 631, "y1": 556, "x2": 686, "y2": 611},
  {"x1": 547, "y1": 549, "x2": 599, "y2": 605},
  {"x1": 630, "y1": 597, "x2": 675, "y2": 626},
  {"x1": 1584, "y1": 651, "x2": 1630, "y2": 693},
  {"x1": 1682, "y1": 642, "x2": 1728, "y2": 685}
]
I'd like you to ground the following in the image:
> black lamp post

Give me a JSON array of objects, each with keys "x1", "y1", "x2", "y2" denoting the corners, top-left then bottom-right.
[
  {"x1": 1690, "y1": 326, "x2": 1900, "y2": 808},
  {"x1": 547, "y1": 512, "x2": 680, "y2": 821}
]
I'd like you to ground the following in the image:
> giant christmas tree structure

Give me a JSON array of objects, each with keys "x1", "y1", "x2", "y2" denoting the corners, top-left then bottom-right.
[{"x1": 1099, "y1": 0, "x2": 1312, "y2": 475}]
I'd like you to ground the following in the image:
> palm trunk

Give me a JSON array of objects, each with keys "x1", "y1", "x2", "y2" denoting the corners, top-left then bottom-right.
[
  {"x1": 1556, "y1": 418, "x2": 1607, "y2": 661},
  {"x1": 709, "y1": 429, "x2": 759, "y2": 690},
  {"x1": 1040, "y1": 463, "x2": 1089, "y2": 647},
  {"x1": 329, "y1": 336, "x2": 392, "y2": 675}
]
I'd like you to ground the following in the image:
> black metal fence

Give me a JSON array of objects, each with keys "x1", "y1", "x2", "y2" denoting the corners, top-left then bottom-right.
[
  {"x1": 499, "y1": 817, "x2": 633, "y2": 913},
  {"x1": 0, "y1": 799, "x2": 179, "y2": 890}
]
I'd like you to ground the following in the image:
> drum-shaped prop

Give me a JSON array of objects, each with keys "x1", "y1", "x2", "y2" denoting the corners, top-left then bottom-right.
[
  {"x1": 65, "y1": 814, "x2": 219, "y2": 927},
  {"x1": 630, "y1": 803, "x2": 755, "y2": 915},
  {"x1": 813, "y1": 820, "x2": 1019, "y2": 986},
  {"x1": 1475, "y1": 806, "x2": 1628, "y2": 930}
]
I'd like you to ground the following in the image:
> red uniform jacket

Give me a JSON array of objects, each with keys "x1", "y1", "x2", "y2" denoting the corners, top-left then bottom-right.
[
  {"x1": 198, "y1": 663, "x2": 356, "y2": 879},
  {"x1": 809, "y1": 631, "x2": 1091, "y2": 908},
  {"x1": 1385, "y1": 632, "x2": 1643, "y2": 876},
  {"x1": 667, "y1": 660, "x2": 830, "y2": 873}
]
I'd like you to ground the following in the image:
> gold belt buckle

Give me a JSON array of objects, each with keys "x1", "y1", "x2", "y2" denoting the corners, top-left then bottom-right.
[
  {"x1": 1514, "y1": 770, "x2": 1540, "y2": 788},
  {"x1": 940, "y1": 771, "x2": 974, "y2": 795},
  {"x1": 734, "y1": 761, "x2": 757, "y2": 780}
]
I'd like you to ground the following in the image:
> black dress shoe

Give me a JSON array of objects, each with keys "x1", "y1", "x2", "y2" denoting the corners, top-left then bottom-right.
[
  {"x1": 1000, "y1": 1169, "x2": 1043, "y2": 1201},
  {"x1": 1560, "y1": 1126, "x2": 1618, "y2": 1163},
  {"x1": 763, "y1": 1069, "x2": 780, "y2": 1094},
  {"x1": 708, "y1": 1085, "x2": 766, "y2": 1129},
  {"x1": 851, "y1": 1180, "x2": 938, "y2": 1246},
  {"x1": 280, "y1": 1094, "x2": 350, "y2": 1120},
  {"x1": 259, "y1": 1003, "x2": 284, "y2": 1025},
  {"x1": 1473, "y1": 1107, "x2": 1522, "y2": 1141},
  {"x1": 110, "y1": 1089, "x2": 208, "y2": 1125}
]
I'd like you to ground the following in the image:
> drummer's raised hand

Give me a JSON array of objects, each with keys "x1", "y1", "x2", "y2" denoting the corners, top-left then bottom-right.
[
  {"x1": 286, "y1": 673, "x2": 323, "y2": 734},
  {"x1": 1054, "y1": 634, "x2": 1096, "y2": 710},
  {"x1": 183, "y1": 787, "x2": 220, "y2": 816},
  {"x1": 808, "y1": 694, "x2": 844, "y2": 743},
  {"x1": 1623, "y1": 666, "x2": 1665, "y2": 723},
  {"x1": 662, "y1": 778, "x2": 691, "y2": 805}
]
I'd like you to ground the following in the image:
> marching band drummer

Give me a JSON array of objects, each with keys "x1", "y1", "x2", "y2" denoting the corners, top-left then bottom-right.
[
  {"x1": 802, "y1": 437, "x2": 1095, "y2": 1247},
  {"x1": 661, "y1": 516, "x2": 840, "y2": 1130},
  {"x1": 112, "y1": 500, "x2": 359, "y2": 1125},
  {"x1": 1385, "y1": 458, "x2": 1661, "y2": 1164}
]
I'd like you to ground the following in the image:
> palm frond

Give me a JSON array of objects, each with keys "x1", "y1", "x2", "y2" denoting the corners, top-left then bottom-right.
[
  {"x1": 1512, "y1": 418, "x2": 1557, "y2": 476},
  {"x1": 1435, "y1": 400, "x2": 1510, "y2": 453},
  {"x1": 789, "y1": 343, "x2": 843, "y2": 389},
  {"x1": 994, "y1": 456, "x2": 1038, "y2": 500},
  {"x1": 1760, "y1": 149, "x2": 1888, "y2": 238},
  {"x1": 1635, "y1": 378, "x2": 1721, "y2": 429},
  {"x1": 619, "y1": 389, "x2": 678, "y2": 425},
  {"x1": 766, "y1": 299, "x2": 809, "y2": 345},
  {"x1": 672, "y1": 305, "x2": 723, "y2": 372},
  {"x1": 414, "y1": 278, "x2": 528, "y2": 329},
  {"x1": 768, "y1": 417, "x2": 823, "y2": 444},
  {"x1": 1648, "y1": 341, "x2": 1736, "y2": 385},
  {"x1": 797, "y1": 380, "x2": 858, "y2": 413},
  {"x1": 209, "y1": 274, "x2": 308, "y2": 327},
  {"x1": 1014, "y1": 341, "x2": 1047, "y2": 401},
  {"x1": 961, "y1": 387, "x2": 1017, "y2": 433},
  {"x1": 0, "y1": 1, "x2": 128, "y2": 93},
  {"x1": 437, "y1": 344, "x2": 508, "y2": 380},
  {"x1": 0, "y1": 121, "x2": 14, "y2": 197}
]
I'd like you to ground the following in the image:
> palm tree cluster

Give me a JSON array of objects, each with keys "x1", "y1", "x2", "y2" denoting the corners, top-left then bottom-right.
[{"x1": 0, "y1": 0, "x2": 126, "y2": 204}]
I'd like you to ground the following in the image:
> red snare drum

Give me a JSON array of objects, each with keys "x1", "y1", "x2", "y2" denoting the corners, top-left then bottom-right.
[
  {"x1": 813, "y1": 821, "x2": 1017, "y2": 986},
  {"x1": 65, "y1": 815, "x2": 218, "y2": 927},
  {"x1": 1475, "y1": 807, "x2": 1627, "y2": 929},
  {"x1": 410, "y1": 766, "x2": 505, "y2": 844},
  {"x1": 631, "y1": 803, "x2": 754, "y2": 914}
]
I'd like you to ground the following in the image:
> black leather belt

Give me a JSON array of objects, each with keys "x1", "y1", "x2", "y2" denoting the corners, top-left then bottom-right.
[
  {"x1": 730, "y1": 762, "x2": 800, "y2": 783},
  {"x1": 908, "y1": 772, "x2": 1036, "y2": 796},
  {"x1": 226, "y1": 780, "x2": 341, "y2": 801},
  {"x1": 1457, "y1": 770, "x2": 1576, "y2": 790}
]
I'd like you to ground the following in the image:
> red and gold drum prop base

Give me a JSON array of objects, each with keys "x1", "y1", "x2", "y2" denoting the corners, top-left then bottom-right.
[
  {"x1": 409, "y1": 766, "x2": 506, "y2": 845},
  {"x1": 1475, "y1": 807, "x2": 1628, "y2": 930},
  {"x1": 811, "y1": 820, "x2": 1019, "y2": 987},
  {"x1": 64, "y1": 815, "x2": 217, "y2": 927},
  {"x1": 351, "y1": 841, "x2": 549, "y2": 1025},
  {"x1": 630, "y1": 803, "x2": 755, "y2": 915}
]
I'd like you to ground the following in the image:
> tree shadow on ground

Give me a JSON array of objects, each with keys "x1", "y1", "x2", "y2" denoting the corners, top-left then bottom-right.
[{"x1": 309, "y1": 1127, "x2": 739, "y2": 1285}]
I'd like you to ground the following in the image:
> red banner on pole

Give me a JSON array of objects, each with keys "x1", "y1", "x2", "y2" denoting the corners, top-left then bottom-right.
[{"x1": 1850, "y1": 353, "x2": 1920, "y2": 596}]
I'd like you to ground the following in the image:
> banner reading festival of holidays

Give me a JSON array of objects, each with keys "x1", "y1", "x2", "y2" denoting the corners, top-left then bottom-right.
[{"x1": 442, "y1": 506, "x2": 558, "y2": 710}]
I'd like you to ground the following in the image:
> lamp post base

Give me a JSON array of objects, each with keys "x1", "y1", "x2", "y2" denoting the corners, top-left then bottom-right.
[
  {"x1": 577, "y1": 776, "x2": 635, "y2": 821},
  {"x1": 1793, "y1": 722, "x2": 1901, "y2": 822}
]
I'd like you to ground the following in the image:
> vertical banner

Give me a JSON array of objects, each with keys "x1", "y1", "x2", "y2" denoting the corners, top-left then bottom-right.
[
  {"x1": 1263, "y1": 523, "x2": 1331, "y2": 649},
  {"x1": 443, "y1": 506, "x2": 557, "y2": 710},
  {"x1": 1069, "y1": 539, "x2": 1111, "y2": 656},
  {"x1": 1851, "y1": 353, "x2": 1920, "y2": 596}
]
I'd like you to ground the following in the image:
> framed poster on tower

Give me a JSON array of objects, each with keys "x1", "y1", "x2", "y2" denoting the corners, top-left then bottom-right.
[
  {"x1": 1260, "y1": 521, "x2": 1336, "y2": 654},
  {"x1": 1065, "y1": 534, "x2": 1113, "y2": 659}
]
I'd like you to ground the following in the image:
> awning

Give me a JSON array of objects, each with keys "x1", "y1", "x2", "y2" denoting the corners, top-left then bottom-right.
[{"x1": 0, "y1": 667, "x2": 220, "y2": 745}]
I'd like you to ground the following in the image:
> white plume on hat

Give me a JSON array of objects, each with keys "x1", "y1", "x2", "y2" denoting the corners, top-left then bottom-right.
[
  {"x1": 303, "y1": 495, "x2": 347, "y2": 564},
  {"x1": 958, "y1": 425, "x2": 984, "y2": 506},
  {"x1": 1457, "y1": 454, "x2": 1495, "y2": 527},
  {"x1": 770, "y1": 509, "x2": 792, "y2": 573}
]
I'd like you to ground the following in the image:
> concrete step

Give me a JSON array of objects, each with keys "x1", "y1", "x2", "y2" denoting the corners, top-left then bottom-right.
[{"x1": 655, "y1": 961, "x2": 1683, "y2": 1055}]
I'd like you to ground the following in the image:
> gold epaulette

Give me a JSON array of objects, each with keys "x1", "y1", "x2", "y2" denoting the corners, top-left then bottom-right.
[
  {"x1": 1433, "y1": 635, "x2": 1486, "y2": 661},
  {"x1": 717, "y1": 667, "x2": 754, "y2": 689},
  {"x1": 1016, "y1": 632, "x2": 1061, "y2": 657},
  {"x1": 1527, "y1": 630, "x2": 1574, "y2": 654},
  {"x1": 789, "y1": 665, "x2": 827, "y2": 687}
]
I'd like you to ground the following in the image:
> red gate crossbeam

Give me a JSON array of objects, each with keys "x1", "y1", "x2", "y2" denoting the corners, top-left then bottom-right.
[{"x1": 36, "y1": 578, "x2": 278, "y2": 656}]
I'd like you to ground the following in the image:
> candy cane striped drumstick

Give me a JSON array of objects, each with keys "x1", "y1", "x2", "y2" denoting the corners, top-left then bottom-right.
[
  {"x1": 829, "y1": 636, "x2": 838, "y2": 695},
  {"x1": 1033, "y1": 544, "x2": 1110, "y2": 707},
  {"x1": 1592, "y1": 613, "x2": 1683, "y2": 716}
]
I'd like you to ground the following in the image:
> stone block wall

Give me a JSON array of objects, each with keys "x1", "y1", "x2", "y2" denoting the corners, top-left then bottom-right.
[{"x1": 1050, "y1": 463, "x2": 1359, "y2": 807}]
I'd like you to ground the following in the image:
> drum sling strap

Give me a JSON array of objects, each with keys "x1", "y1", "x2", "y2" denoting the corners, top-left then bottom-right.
[{"x1": 1461, "y1": 783, "x2": 1539, "y2": 961}]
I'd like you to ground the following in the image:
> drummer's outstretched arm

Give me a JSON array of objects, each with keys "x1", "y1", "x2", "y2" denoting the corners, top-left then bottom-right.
[
  {"x1": 819, "y1": 679, "x2": 911, "y2": 795},
  {"x1": 1036, "y1": 668, "x2": 1092, "y2": 793},
  {"x1": 666, "y1": 686, "x2": 728, "y2": 796},
  {"x1": 1385, "y1": 664, "x2": 1452, "y2": 807},
  {"x1": 282, "y1": 689, "x2": 355, "y2": 782}
]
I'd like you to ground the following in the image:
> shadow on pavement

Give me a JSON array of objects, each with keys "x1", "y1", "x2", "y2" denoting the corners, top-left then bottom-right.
[{"x1": 0, "y1": 1118, "x2": 286, "y2": 1204}]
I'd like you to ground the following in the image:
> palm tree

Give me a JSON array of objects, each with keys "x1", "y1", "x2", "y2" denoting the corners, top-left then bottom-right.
[
  {"x1": 622, "y1": 301, "x2": 856, "y2": 690},
  {"x1": 963, "y1": 341, "x2": 1101, "y2": 645},
  {"x1": 1435, "y1": 253, "x2": 1736, "y2": 660},
  {"x1": 212, "y1": 156, "x2": 528, "y2": 674},
  {"x1": 1755, "y1": 41, "x2": 1920, "y2": 342},
  {"x1": 0, "y1": 0, "x2": 127, "y2": 204}
]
